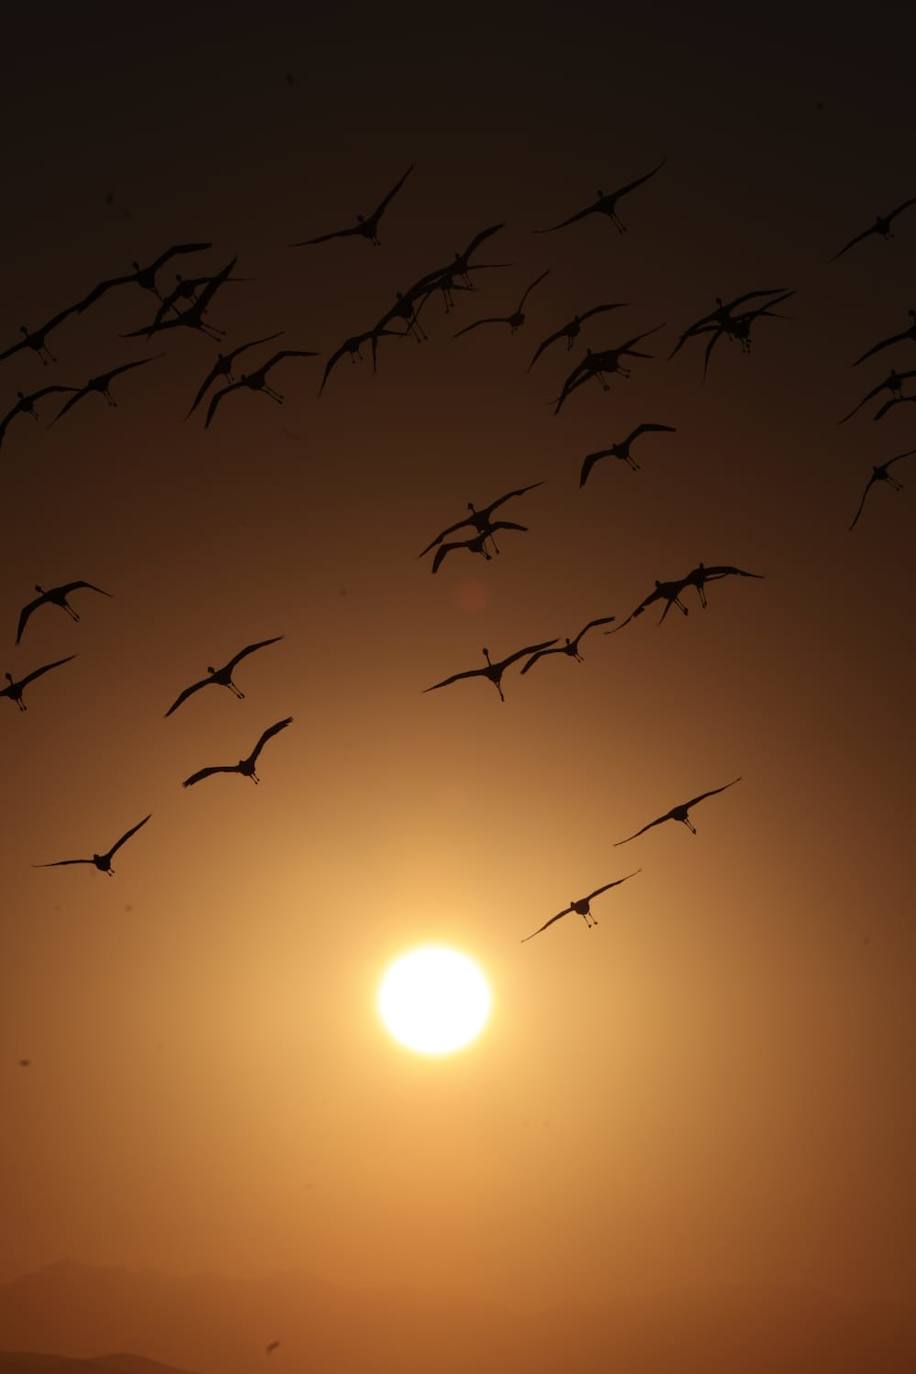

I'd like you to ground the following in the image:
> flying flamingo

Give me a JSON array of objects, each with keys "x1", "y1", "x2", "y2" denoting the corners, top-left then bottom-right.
[
  {"x1": 838, "y1": 368, "x2": 916, "y2": 424},
  {"x1": 848, "y1": 447, "x2": 916, "y2": 530},
  {"x1": 418, "y1": 482, "x2": 543, "y2": 559},
  {"x1": 205, "y1": 350, "x2": 319, "y2": 427},
  {"x1": 528, "y1": 302, "x2": 628, "y2": 370},
  {"x1": 682, "y1": 562, "x2": 765, "y2": 608},
  {"x1": 0, "y1": 302, "x2": 84, "y2": 367},
  {"x1": 1, "y1": 655, "x2": 76, "y2": 711},
  {"x1": 535, "y1": 160, "x2": 666, "y2": 234},
  {"x1": 49, "y1": 357, "x2": 164, "y2": 426},
  {"x1": 424, "y1": 640, "x2": 558, "y2": 702},
  {"x1": 521, "y1": 871, "x2": 641, "y2": 942},
  {"x1": 77, "y1": 243, "x2": 212, "y2": 313},
  {"x1": 520, "y1": 617, "x2": 616, "y2": 672},
  {"x1": 122, "y1": 259, "x2": 239, "y2": 341},
  {"x1": 182, "y1": 717, "x2": 294, "y2": 788},
  {"x1": 578, "y1": 423, "x2": 676, "y2": 487},
  {"x1": 829, "y1": 197, "x2": 916, "y2": 261},
  {"x1": 553, "y1": 326, "x2": 663, "y2": 415},
  {"x1": 454, "y1": 270, "x2": 550, "y2": 338},
  {"x1": 0, "y1": 386, "x2": 79, "y2": 448},
  {"x1": 185, "y1": 333, "x2": 285, "y2": 417},
  {"x1": 608, "y1": 577, "x2": 691, "y2": 631},
  {"x1": 165, "y1": 636, "x2": 284, "y2": 716},
  {"x1": 34, "y1": 814, "x2": 152, "y2": 876},
  {"x1": 430, "y1": 522, "x2": 528, "y2": 572},
  {"x1": 615, "y1": 778, "x2": 742, "y2": 845},
  {"x1": 16, "y1": 581, "x2": 112, "y2": 644},
  {"x1": 854, "y1": 309, "x2": 916, "y2": 367},
  {"x1": 292, "y1": 165, "x2": 414, "y2": 247}
]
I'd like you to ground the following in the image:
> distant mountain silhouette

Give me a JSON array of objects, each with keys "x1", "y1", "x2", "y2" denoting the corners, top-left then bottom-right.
[{"x1": 1, "y1": 1261, "x2": 914, "y2": 1374}]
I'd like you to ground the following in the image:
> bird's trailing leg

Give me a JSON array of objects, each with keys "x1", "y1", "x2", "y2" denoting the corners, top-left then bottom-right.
[
  {"x1": 612, "y1": 213, "x2": 627, "y2": 233},
  {"x1": 40, "y1": 346, "x2": 56, "y2": 365},
  {"x1": 681, "y1": 818, "x2": 697, "y2": 834},
  {"x1": 264, "y1": 385, "x2": 284, "y2": 403},
  {"x1": 227, "y1": 680, "x2": 245, "y2": 699},
  {"x1": 64, "y1": 604, "x2": 80, "y2": 621},
  {"x1": 17, "y1": 698, "x2": 27, "y2": 712}
]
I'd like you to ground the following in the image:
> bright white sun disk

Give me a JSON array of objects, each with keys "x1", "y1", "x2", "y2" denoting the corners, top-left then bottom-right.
[{"x1": 377, "y1": 946, "x2": 491, "y2": 1055}]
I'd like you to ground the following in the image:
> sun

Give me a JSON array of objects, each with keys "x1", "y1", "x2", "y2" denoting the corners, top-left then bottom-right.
[{"x1": 377, "y1": 946, "x2": 492, "y2": 1056}]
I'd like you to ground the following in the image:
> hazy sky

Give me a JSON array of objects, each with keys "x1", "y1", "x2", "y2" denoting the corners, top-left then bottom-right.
[{"x1": 1, "y1": 3, "x2": 915, "y2": 1370}]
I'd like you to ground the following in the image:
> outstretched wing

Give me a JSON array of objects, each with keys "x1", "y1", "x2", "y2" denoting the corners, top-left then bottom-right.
[
  {"x1": 225, "y1": 635, "x2": 284, "y2": 673},
  {"x1": 15, "y1": 593, "x2": 46, "y2": 645},
  {"x1": 164, "y1": 675, "x2": 212, "y2": 717},
  {"x1": 182, "y1": 764, "x2": 239, "y2": 788},
  {"x1": 580, "y1": 302, "x2": 629, "y2": 322},
  {"x1": 579, "y1": 449, "x2": 609, "y2": 488},
  {"x1": 585, "y1": 869, "x2": 642, "y2": 902},
  {"x1": 186, "y1": 361, "x2": 223, "y2": 417},
  {"x1": 431, "y1": 538, "x2": 475, "y2": 573},
  {"x1": 517, "y1": 269, "x2": 550, "y2": 311},
  {"x1": 370, "y1": 163, "x2": 415, "y2": 221},
  {"x1": 519, "y1": 644, "x2": 563, "y2": 674},
  {"x1": 873, "y1": 394, "x2": 916, "y2": 422},
  {"x1": 453, "y1": 316, "x2": 510, "y2": 337},
  {"x1": 848, "y1": 475, "x2": 877, "y2": 531},
  {"x1": 60, "y1": 580, "x2": 112, "y2": 599},
  {"x1": 205, "y1": 382, "x2": 243, "y2": 429},
  {"x1": 854, "y1": 329, "x2": 907, "y2": 367},
  {"x1": 614, "y1": 813, "x2": 668, "y2": 845},
  {"x1": 458, "y1": 222, "x2": 506, "y2": 263},
  {"x1": 680, "y1": 777, "x2": 742, "y2": 811},
  {"x1": 248, "y1": 716, "x2": 294, "y2": 764},
  {"x1": 535, "y1": 199, "x2": 599, "y2": 234},
  {"x1": 839, "y1": 378, "x2": 887, "y2": 423},
  {"x1": 700, "y1": 565, "x2": 765, "y2": 581},
  {"x1": 609, "y1": 158, "x2": 666, "y2": 202},
  {"x1": 828, "y1": 224, "x2": 877, "y2": 262},
  {"x1": 48, "y1": 387, "x2": 91, "y2": 426},
  {"x1": 528, "y1": 325, "x2": 567, "y2": 370},
  {"x1": 484, "y1": 481, "x2": 544, "y2": 519},
  {"x1": 20, "y1": 654, "x2": 76, "y2": 688},
  {"x1": 496, "y1": 639, "x2": 559, "y2": 671},
  {"x1": 33, "y1": 857, "x2": 94, "y2": 868},
  {"x1": 229, "y1": 331, "x2": 285, "y2": 364},
  {"x1": 885, "y1": 445, "x2": 916, "y2": 471},
  {"x1": 149, "y1": 241, "x2": 212, "y2": 273},
  {"x1": 291, "y1": 223, "x2": 362, "y2": 247},
  {"x1": 626, "y1": 422, "x2": 677, "y2": 446},
  {"x1": 521, "y1": 905, "x2": 574, "y2": 942},
  {"x1": 423, "y1": 665, "x2": 488, "y2": 692},
  {"x1": 76, "y1": 272, "x2": 138, "y2": 313},
  {"x1": 107, "y1": 814, "x2": 152, "y2": 859},
  {"x1": 259, "y1": 349, "x2": 318, "y2": 374},
  {"x1": 573, "y1": 615, "x2": 616, "y2": 642},
  {"x1": 319, "y1": 336, "x2": 363, "y2": 394}
]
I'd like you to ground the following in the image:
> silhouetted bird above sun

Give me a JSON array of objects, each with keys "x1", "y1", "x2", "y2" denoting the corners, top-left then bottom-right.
[
  {"x1": 186, "y1": 333, "x2": 285, "y2": 418},
  {"x1": 0, "y1": 386, "x2": 79, "y2": 448},
  {"x1": 292, "y1": 164, "x2": 414, "y2": 247},
  {"x1": 165, "y1": 636, "x2": 284, "y2": 716},
  {"x1": 829, "y1": 197, "x2": 916, "y2": 261},
  {"x1": 205, "y1": 350, "x2": 318, "y2": 427},
  {"x1": 854, "y1": 309, "x2": 916, "y2": 367},
  {"x1": 182, "y1": 717, "x2": 294, "y2": 787},
  {"x1": 418, "y1": 482, "x2": 543, "y2": 560},
  {"x1": 430, "y1": 522, "x2": 528, "y2": 572},
  {"x1": 838, "y1": 368, "x2": 916, "y2": 424},
  {"x1": 521, "y1": 871, "x2": 641, "y2": 941},
  {"x1": 848, "y1": 447, "x2": 916, "y2": 530},
  {"x1": 34, "y1": 814, "x2": 152, "y2": 876},
  {"x1": 453, "y1": 270, "x2": 549, "y2": 338},
  {"x1": 615, "y1": 778, "x2": 742, "y2": 845},
  {"x1": 535, "y1": 159, "x2": 665, "y2": 234},
  {"x1": 578, "y1": 423, "x2": 676, "y2": 488},
  {"x1": 520, "y1": 617, "x2": 616, "y2": 672},
  {"x1": 528, "y1": 302, "x2": 628, "y2": 370},
  {"x1": 49, "y1": 357, "x2": 164, "y2": 427},
  {"x1": 16, "y1": 581, "x2": 112, "y2": 644},
  {"x1": 424, "y1": 640, "x2": 558, "y2": 702},
  {"x1": 1, "y1": 655, "x2": 76, "y2": 712},
  {"x1": 77, "y1": 242, "x2": 212, "y2": 312}
]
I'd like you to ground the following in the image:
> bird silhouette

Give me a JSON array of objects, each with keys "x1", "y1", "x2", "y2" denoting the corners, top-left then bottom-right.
[
  {"x1": 1, "y1": 655, "x2": 76, "y2": 711},
  {"x1": 149, "y1": 265, "x2": 249, "y2": 330},
  {"x1": 453, "y1": 270, "x2": 550, "y2": 337},
  {"x1": 430, "y1": 522, "x2": 528, "y2": 572},
  {"x1": 536, "y1": 160, "x2": 665, "y2": 234},
  {"x1": 0, "y1": 386, "x2": 79, "y2": 448},
  {"x1": 615, "y1": 778, "x2": 742, "y2": 845},
  {"x1": 419, "y1": 482, "x2": 543, "y2": 558},
  {"x1": 681, "y1": 562, "x2": 765, "y2": 608},
  {"x1": 411, "y1": 223, "x2": 507, "y2": 297},
  {"x1": 520, "y1": 617, "x2": 617, "y2": 672},
  {"x1": 292, "y1": 164, "x2": 414, "y2": 247},
  {"x1": 553, "y1": 327, "x2": 663, "y2": 414},
  {"x1": 848, "y1": 448, "x2": 916, "y2": 530},
  {"x1": 185, "y1": 333, "x2": 285, "y2": 417},
  {"x1": 424, "y1": 641, "x2": 558, "y2": 702},
  {"x1": 0, "y1": 302, "x2": 83, "y2": 367},
  {"x1": 873, "y1": 393, "x2": 916, "y2": 423},
  {"x1": 690, "y1": 292, "x2": 795, "y2": 379},
  {"x1": 854, "y1": 309, "x2": 916, "y2": 367},
  {"x1": 49, "y1": 357, "x2": 164, "y2": 426},
  {"x1": 829, "y1": 197, "x2": 916, "y2": 261},
  {"x1": 205, "y1": 350, "x2": 318, "y2": 426},
  {"x1": 165, "y1": 636, "x2": 284, "y2": 716},
  {"x1": 608, "y1": 577, "x2": 691, "y2": 631},
  {"x1": 34, "y1": 814, "x2": 152, "y2": 876},
  {"x1": 16, "y1": 581, "x2": 112, "y2": 644},
  {"x1": 319, "y1": 326, "x2": 404, "y2": 394},
  {"x1": 521, "y1": 871, "x2": 641, "y2": 941},
  {"x1": 265, "y1": 1342, "x2": 280, "y2": 1356},
  {"x1": 528, "y1": 303, "x2": 628, "y2": 370},
  {"x1": 579, "y1": 423, "x2": 676, "y2": 487},
  {"x1": 838, "y1": 368, "x2": 916, "y2": 424},
  {"x1": 668, "y1": 289, "x2": 790, "y2": 363},
  {"x1": 122, "y1": 259, "x2": 239, "y2": 341},
  {"x1": 77, "y1": 243, "x2": 213, "y2": 312},
  {"x1": 182, "y1": 717, "x2": 294, "y2": 787}
]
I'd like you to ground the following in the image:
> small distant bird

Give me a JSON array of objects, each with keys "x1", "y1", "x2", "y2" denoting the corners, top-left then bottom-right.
[
  {"x1": 521, "y1": 870, "x2": 641, "y2": 941},
  {"x1": 682, "y1": 562, "x2": 765, "y2": 608},
  {"x1": 16, "y1": 581, "x2": 112, "y2": 644},
  {"x1": 182, "y1": 717, "x2": 294, "y2": 787},
  {"x1": 528, "y1": 302, "x2": 628, "y2": 370},
  {"x1": 77, "y1": 243, "x2": 213, "y2": 312},
  {"x1": 453, "y1": 270, "x2": 549, "y2": 338},
  {"x1": 34, "y1": 814, "x2": 152, "y2": 876},
  {"x1": 838, "y1": 368, "x2": 916, "y2": 424},
  {"x1": 520, "y1": 617, "x2": 616, "y2": 672},
  {"x1": 0, "y1": 303, "x2": 83, "y2": 367},
  {"x1": 292, "y1": 164, "x2": 414, "y2": 247},
  {"x1": 848, "y1": 447, "x2": 916, "y2": 530},
  {"x1": 19, "y1": 1059, "x2": 31, "y2": 1068},
  {"x1": 418, "y1": 482, "x2": 543, "y2": 559},
  {"x1": 579, "y1": 423, "x2": 676, "y2": 487},
  {"x1": 265, "y1": 1342, "x2": 280, "y2": 1356},
  {"x1": 829, "y1": 197, "x2": 916, "y2": 262},
  {"x1": 430, "y1": 522, "x2": 528, "y2": 572},
  {"x1": 424, "y1": 641, "x2": 558, "y2": 702},
  {"x1": 1, "y1": 655, "x2": 76, "y2": 711},
  {"x1": 165, "y1": 636, "x2": 284, "y2": 716},
  {"x1": 186, "y1": 333, "x2": 285, "y2": 417},
  {"x1": 615, "y1": 778, "x2": 742, "y2": 845},
  {"x1": 49, "y1": 357, "x2": 164, "y2": 426},
  {"x1": 854, "y1": 309, "x2": 916, "y2": 367},
  {"x1": 536, "y1": 160, "x2": 665, "y2": 234},
  {"x1": 0, "y1": 386, "x2": 79, "y2": 448},
  {"x1": 553, "y1": 327, "x2": 663, "y2": 415},
  {"x1": 205, "y1": 350, "x2": 318, "y2": 427}
]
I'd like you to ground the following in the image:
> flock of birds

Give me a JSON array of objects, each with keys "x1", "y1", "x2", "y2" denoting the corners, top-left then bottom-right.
[{"x1": 3, "y1": 159, "x2": 914, "y2": 946}]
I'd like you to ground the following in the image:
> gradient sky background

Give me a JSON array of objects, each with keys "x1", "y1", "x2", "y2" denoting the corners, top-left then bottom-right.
[{"x1": 1, "y1": 3, "x2": 915, "y2": 1371}]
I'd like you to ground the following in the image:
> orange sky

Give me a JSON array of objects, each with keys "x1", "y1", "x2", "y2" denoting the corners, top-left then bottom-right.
[{"x1": 1, "y1": 4, "x2": 915, "y2": 1371}]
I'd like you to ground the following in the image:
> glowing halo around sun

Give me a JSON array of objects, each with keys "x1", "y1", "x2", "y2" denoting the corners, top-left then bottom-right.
[{"x1": 377, "y1": 946, "x2": 492, "y2": 1055}]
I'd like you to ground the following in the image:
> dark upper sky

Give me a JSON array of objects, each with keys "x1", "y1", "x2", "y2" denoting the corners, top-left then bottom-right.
[{"x1": 1, "y1": 4, "x2": 915, "y2": 1371}]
